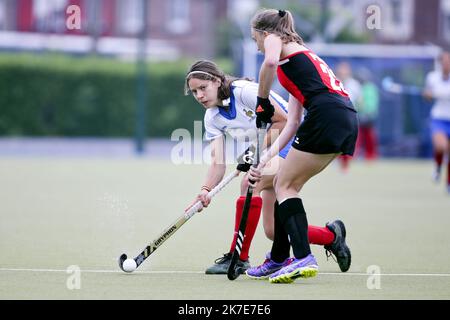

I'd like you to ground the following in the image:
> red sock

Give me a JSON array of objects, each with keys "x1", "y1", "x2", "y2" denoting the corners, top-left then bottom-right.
[
  {"x1": 447, "y1": 158, "x2": 450, "y2": 185},
  {"x1": 340, "y1": 155, "x2": 351, "y2": 171},
  {"x1": 366, "y1": 127, "x2": 378, "y2": 160},
  {"x1": 308, "y1": 225, "x2": 335, "y2": 245},
  {"x1": 229, "y1": 196, "x2": 263, "y2": 261},
  {"x1": 435, "y1": 151, "x2": 443, "y2": 168}
]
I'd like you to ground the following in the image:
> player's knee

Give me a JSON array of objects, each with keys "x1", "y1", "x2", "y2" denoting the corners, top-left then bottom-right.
[{"x1": 274, "y1": 179, "x2": 304, "y2": 196}]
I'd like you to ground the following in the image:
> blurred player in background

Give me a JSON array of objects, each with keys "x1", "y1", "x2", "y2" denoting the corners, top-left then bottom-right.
[
  {"x1": 335, "y1": 61, "x2": 362, "y2": 173},
  {"x1": 184, "y1": 60, "x2": 351, "y2": 275},
  {"x1": 355, "y1": 67, "x2": 380, "y2": 161},
  {"x1": 424, "y1": 50, "x2": 450, "y2": 194},
  {"x1": 247, "y1": 8, "x2": 357, "y2": 283}
]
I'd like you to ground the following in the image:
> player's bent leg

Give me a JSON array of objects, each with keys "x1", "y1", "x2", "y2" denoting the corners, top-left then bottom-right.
[
  {"x1": 432, "y1": 132, "x2": 448, "y2": 183},
  {"x1": 261, "y1": 188, "x2": 276, "y2": 241},
  {"x1": 270, "y1": 150, "x2": 338, "y2": 283},
  {"x1": 258, "y1": 156, "x2": 283, "y2": 240},
  {"x1": 236, "y1": 196, "x2": 263, "y2": 262},
  {"x1": 254, "y1": 158, "x2": 279, "y2": 241},
  {"x1": 274, "y1": 150, "x2": 338, "y2": 200}
]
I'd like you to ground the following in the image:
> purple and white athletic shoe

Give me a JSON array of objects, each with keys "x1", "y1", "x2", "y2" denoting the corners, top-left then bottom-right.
[
  {"x1": 246, "y1": 252, "x2": 293, "y2": 280},
  {"x1": 269, "y1": 254, "x2": 318, "y2": 284}
]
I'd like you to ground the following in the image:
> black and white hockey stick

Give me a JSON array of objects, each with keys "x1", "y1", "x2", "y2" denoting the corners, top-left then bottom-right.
[
  {"x1": 227, "y1": 122, "x2": 267, "y2": 280},
  {"x1": 118, "y1": 169, "x2": 240, "y2": 273}
]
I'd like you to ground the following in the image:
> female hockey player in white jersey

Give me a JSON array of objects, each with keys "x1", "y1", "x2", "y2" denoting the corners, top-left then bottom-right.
[{"x1": 184, "y1": 60, "x2": 350, "y2": 275}]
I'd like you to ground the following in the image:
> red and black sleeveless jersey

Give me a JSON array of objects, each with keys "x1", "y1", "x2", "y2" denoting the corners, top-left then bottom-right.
[{"x1": 277, "y1": 50, "x2": 352, "y2": 110}]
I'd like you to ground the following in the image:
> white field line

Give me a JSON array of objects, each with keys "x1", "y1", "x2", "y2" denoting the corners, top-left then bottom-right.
[{"x1": 1, "y1": 268, "x2": 450, "y2": 277}]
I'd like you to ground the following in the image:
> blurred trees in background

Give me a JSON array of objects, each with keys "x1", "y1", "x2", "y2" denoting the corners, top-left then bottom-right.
[
  {"x1": 0, "y1": 53, "x2": 232, "y2": 137},
  {"x1": 258, "y1": 0, "x2": 372, "y2": 44}
]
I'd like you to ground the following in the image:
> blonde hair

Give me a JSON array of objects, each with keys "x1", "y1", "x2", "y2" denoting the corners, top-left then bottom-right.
[
  {"x1": 251, "y1": 8, "x2": 303, "y2": 45},
  {"x1": 185, "y1": 60, "x2": 250, "y2": 100}
]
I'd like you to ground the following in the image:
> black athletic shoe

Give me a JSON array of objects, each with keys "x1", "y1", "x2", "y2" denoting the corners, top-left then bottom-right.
[
  {"x1": 205, "y1": 253, "x2": 250, "y2": 275},
  {"x1": 324, "y1": 220, "x2": 351, "y2": 272}
]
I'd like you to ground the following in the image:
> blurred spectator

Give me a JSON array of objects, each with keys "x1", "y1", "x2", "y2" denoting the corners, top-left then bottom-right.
[
  {"x1": 335, "y1": 61, "x2": 362, "y2": 173},
  {"x1": 423, "y1": 51, "x2": 450, "y2": 193},
  {"x1": 355, "y1": 67, "x2": 379, "y2": 161}
]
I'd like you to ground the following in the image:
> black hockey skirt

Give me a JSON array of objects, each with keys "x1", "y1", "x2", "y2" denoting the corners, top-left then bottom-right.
[{"x1": 292, "y1": 100, "x2": 359, "y2": 156}]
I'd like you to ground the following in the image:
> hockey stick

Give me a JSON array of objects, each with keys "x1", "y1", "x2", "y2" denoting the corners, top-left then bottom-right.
[
  {"x1": 118, "y1": 169, "x2": 240, "y2": 273},
  {"x1": 381, "y1": 77, "x2": 422, "y2": 96},
  {"x1": 227, "y1": 122, "x2": 267, "y2": 280}
]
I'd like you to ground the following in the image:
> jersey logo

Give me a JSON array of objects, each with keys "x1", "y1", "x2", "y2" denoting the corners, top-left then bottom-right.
[{"x1": 243, "y1": 109, "x2": 254, "y2": 118}]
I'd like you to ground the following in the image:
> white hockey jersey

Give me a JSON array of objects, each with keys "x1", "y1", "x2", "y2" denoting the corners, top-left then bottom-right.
[
  {"x1": 425, "y1": 71, "x2": 450, "y2": 121},
  {"x1": 203, "y1": 80, "x2": 288, "y2": 156}
]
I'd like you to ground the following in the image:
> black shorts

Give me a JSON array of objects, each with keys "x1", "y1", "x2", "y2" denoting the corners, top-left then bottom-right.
[{"x1": 292, "y1": 98, "x2": 359, "y2": 156}]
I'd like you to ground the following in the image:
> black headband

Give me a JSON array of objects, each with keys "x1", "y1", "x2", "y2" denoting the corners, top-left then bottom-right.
[{"x1": 278, "y1": 10, "x2": 286, "y2": 17}]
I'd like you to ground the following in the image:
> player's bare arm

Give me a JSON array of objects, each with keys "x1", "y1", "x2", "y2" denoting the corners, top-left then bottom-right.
[{"x1": 257, "y1": 34, "x2": 282, "y2": 98}]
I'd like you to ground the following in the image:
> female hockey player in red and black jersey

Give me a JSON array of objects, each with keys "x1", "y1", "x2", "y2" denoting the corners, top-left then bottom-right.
[{"x1": 247, "y1": 9, "x2": 358, "y2": 283}]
